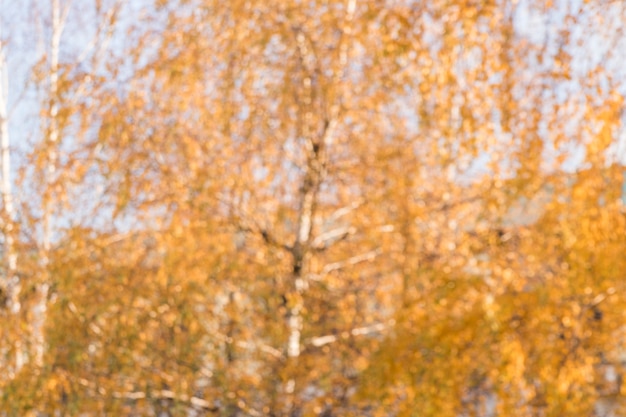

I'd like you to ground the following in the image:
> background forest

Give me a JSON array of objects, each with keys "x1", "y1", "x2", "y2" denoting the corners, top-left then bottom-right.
[{"x1": 1, "y1": 0, "x2": 626, "y2": 416}]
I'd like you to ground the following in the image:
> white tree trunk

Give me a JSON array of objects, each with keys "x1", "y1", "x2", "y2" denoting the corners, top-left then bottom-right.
[
  {"x1": 282, "y1": 2, "x2": 355, "y2": 413},
  {"x1": 0, "y1": 36, "x2": 22, "y2": 375},
  {"x1": 33, "y1": 0, "x2": 66, "y2": 368}
]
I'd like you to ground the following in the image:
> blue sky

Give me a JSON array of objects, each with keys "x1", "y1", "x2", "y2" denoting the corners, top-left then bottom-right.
[{"x1": 1, "y1": 0, "x2": 626, "y2": 239}]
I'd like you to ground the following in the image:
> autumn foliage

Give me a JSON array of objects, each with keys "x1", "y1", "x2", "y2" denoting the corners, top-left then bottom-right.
[{"x1": 1, "y1": 0, "x2": 626, "y2": 416}]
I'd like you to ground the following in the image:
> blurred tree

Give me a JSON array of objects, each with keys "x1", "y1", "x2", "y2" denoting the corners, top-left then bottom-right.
[{"x1": 2, "y1": 1, "x2": 626, "y2": 416}]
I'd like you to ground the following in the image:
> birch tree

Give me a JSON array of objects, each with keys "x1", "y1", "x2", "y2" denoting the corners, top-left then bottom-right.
[
  {"x1": 0, "y1": 23, "x2": 21, "y2": 378},
  {"x1": 2, "y1": 0, "x2": 626, "y2": 416}
]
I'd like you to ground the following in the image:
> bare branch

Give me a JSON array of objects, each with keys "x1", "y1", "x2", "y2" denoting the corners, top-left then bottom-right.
[
  {"x1": 212, "y1": 330, "x2": 283, "y2": 359},
  {"x1": 306, "y1": 319, "x2": 395, "y2": 348},
  {"x1": 76, "y1": 377, "x2": 221, "y2": 413},
  {"x1": 324, "y1": 200, "x2": 363, "y2": 224},
  {"x1": 236, "y1": 221, "x2": 292, "y2": 253},
  {"x1": 320, "y1": 248, "x2": 382, "y2": 275},
  {"x1": 111, "y1": 389, "x2": 219, "y2": 412},
  {"x1": 311, "y1": 225, "x2": 356, "y2": 249},
  {"x1": 591, "y1": 287, "x2": 617, "y2": 307},
  {"x1": 75, "y1": 0, "x2": 124, "y2": 65}
]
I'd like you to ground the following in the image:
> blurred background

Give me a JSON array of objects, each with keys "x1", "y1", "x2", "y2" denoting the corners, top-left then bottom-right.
[{"x1": 1, "y1": 1, "x2": 626, "y2": 416}]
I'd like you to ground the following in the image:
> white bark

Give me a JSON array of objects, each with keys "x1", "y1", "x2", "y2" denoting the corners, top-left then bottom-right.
[
  {"x1": 0, "y1": 37, "x2": 23, "y2": 374},
  {"x1": 71, "y1": 379, "x2": 221, "y2": 414},
  {"x1": 319, "y1": 248, "x2": 382, "y2": 276},
  {"x1": 0, "y1": 42, "x2": 16, "y2": 307},
  {"x1": 33, "y1": 0, "x2": 68, "y2": 368},
  {"x1": 283, "y1": 2, "x2": 356, "y2": 412},
  {"x1": 286, "y1": 301, "x2": 303, "y2": 359},
  {"x1": 307, "y1": 320, "x2": 395, "y2": 348}
]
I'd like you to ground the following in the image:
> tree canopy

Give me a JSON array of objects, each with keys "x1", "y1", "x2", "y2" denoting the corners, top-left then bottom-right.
[{"x1": 1, "y1": 0, "x2": 626, "y2": 416}]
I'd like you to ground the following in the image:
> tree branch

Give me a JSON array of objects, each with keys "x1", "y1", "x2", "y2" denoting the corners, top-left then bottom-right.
[
  {"x1": 311, "y1": 225, "x2": 356, "y2": 250},
  {"x1": 319, "y1": 248, "x2": 382, "y2": 276},
  {"x1": 306, "y1": 319, "x2": 395, "y2": 348},
  {"x1": 76, "y1": 378, "x2": 221, "y2": 413},
  {"x1": 111, "y1": 389, "x2": 220, "y2": 412},
  {"x1": 212, "y1": 329, "x2": 284, "y2": 359}
]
